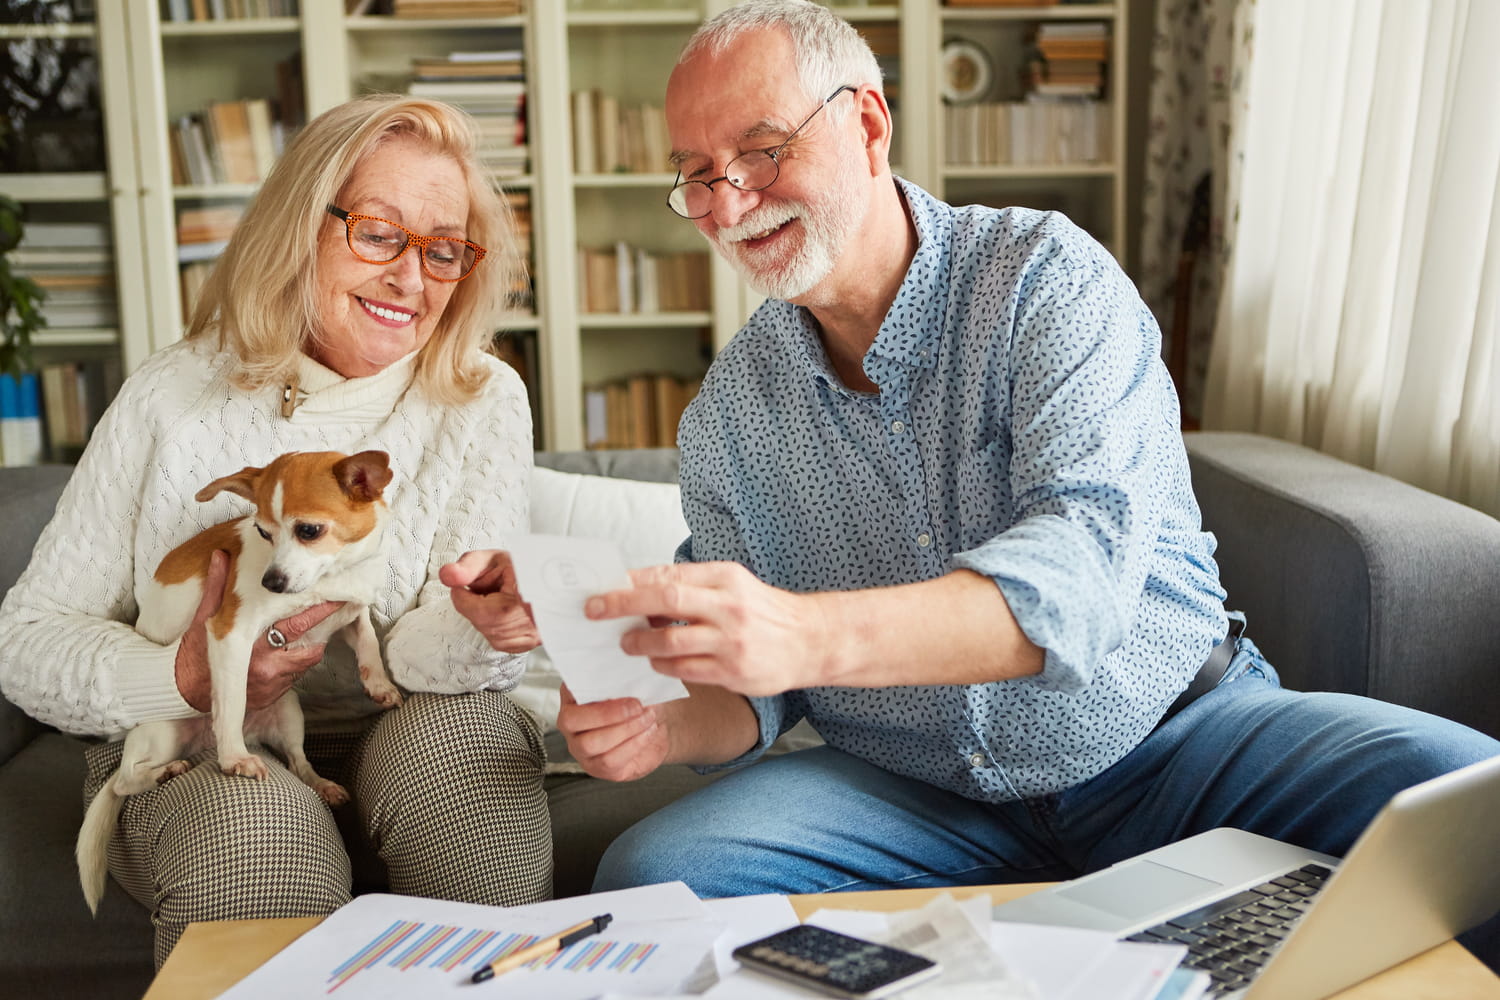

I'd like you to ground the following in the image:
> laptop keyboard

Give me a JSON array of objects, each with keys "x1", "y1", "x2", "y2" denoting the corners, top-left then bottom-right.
[{"x1": 1125, "y1": 862, "x2": 1333, "y2": 996}]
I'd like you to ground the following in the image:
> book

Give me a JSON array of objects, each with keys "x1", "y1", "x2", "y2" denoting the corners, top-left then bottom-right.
[
  {"x1": 39, "y1": 300, "x2": 118, "y2": 328},
  {"x1": 582, "y1": 372, "x2": 701, "y2": 450},
  {"x1": 244, "y1": 98, "x2": 278, "y2": 181},
  {"x1": 572, "y1": 89, "x2": 597, "y2": 174},
  {"x1": 0, "y1": 373, "x2": 45, "y2": 467},
  {"x1": 206, "y1": 101, "x2": 258, "y2": 184},
  {"x1": 16, "y1": 221, "x2": 110, "y2": 249}
]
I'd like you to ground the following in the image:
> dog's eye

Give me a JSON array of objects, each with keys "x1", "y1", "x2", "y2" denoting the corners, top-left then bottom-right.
[
  {"x1": 255, "y1": 524, "x2": 271, "y2": 542},
  {"x1": 295, "y1": 523, "x2": 324, "y2": 542}
]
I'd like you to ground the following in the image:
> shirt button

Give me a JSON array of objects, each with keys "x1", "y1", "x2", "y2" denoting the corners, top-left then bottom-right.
[
  {"x1": 917, "y1": 531, "x2": 931, "y2": 547},
  {"x1": 968, "y1": 752, "x2": 988, "y2": 768},
  {"x1": 891, "y1": 419, "x2": 905, "y2": 433}
]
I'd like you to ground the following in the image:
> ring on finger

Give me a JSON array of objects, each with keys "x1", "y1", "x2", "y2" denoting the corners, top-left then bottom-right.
[{"x1": 266, "y1": 626, "x2": 288, "y2": 649}]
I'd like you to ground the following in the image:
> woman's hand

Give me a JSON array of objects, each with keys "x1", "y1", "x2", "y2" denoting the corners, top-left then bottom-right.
[
  {"x1": 173, "y1": 549, "x2": 343, "y2": 712},
  {"x1": 556, "y1": 684, "x2": 671, "y2": 782},
  {"x1": 439, "y1": 549, "x2": 540, "y2": 653}
]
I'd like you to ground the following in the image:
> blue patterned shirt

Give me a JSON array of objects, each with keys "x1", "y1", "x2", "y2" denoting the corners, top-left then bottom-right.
[{"x1": 675, "y1": 179, "x2": 1228, "y2": 802}]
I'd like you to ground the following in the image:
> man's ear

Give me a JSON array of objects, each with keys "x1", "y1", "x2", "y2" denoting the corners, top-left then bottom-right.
[
  {"x1": 195, "y1": 466, "x2": 262, "y2": 503},
  {"x1": 334, "y1": 450, "x2": 393, "y2": 503},
  {"x1": 854, "y1": 85, "x2": 894, "y2": 174}
]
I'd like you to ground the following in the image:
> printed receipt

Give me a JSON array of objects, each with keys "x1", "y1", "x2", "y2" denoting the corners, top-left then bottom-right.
[{"x1": 506, "y1": 533, "x2": 690, "y2": 705}]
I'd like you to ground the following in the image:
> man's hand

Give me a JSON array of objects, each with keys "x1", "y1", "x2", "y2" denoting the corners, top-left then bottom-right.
[
  {"x1": 556, "y1": 684, "x2": 671, "y2": 782},
  {"x1": 440, "y1": 549, "x2": 541, "y2": 653},
  {"x1": 585, "y1": 561, "x2": 828, "y2": 696},
  {"x1": 173, "y1": 549, "x2": 343, "y2": 712}
]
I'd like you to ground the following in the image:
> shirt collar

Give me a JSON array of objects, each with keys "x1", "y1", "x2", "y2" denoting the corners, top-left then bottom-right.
[
  {"x1": 865, "y1": 178, "x2": 950, "y2": 375},
  {"x1": 780, "y1": 178, "x2": 950, "y2": 393}
]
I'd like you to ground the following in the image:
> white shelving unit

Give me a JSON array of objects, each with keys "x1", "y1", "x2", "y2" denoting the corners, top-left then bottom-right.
[
  {"x1": 1, "y1": 0, "x2": 1128, "y2": 454},
  {"x1": 931, "y1": 2, "x2": 1127, "y2": 255}
]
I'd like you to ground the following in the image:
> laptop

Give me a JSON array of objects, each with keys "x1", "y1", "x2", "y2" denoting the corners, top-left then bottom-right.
[{"x1": 992, "y1": 754, "x2": 1500, "y2": 999}]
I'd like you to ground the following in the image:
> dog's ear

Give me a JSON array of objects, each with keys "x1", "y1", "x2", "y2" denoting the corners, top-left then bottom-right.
[
  {"x1": 334, "y1": 450, "x2": 393, "y2": 503},
  {"x1": 195, "y1": 466, "x2": 263, "y2": 503}
]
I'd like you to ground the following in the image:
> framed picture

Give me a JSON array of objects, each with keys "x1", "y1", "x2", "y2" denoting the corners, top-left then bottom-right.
[{"x1": 940, "y1": 38, "x2": 992, "y2": 105}]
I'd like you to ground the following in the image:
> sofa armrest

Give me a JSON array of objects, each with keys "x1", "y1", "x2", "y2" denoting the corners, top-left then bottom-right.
[
  {"x1": 0, "y1": 464, "x2": 73, "y2": 765},
  {"x1": 1185, "y1": 432, "x2": 1500, "y2": 738}
]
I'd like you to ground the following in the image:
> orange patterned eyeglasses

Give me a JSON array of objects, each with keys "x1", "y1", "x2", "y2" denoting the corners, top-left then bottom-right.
[{"x1": 326, "y1": 205, "x2": 486, "y2": 282}]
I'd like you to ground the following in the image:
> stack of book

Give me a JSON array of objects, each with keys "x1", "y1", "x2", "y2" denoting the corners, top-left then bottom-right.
[
  {"x1": 34, "y1": 358, "x2": 123, "y2": 463},
  {"x1": 392, "y1": 0, "x2": 524, "y2": 18},
  {"x1": 408, "y1": 50, "x2": 528, "y2": 178},
  {"x1": 162, "y1": 0, "x2": 300, "y2": 20},
  {"x1": 583, "y1": 371, "x2": 702, "y2": 451},
  {"x1": 169, "y1": 98, "x2": 287, "y2": 186},
  {"x1": 944, "y1": 99, "x2": 1110, "y2": 167},
  {"x1": 945, "y1": 20, "x2": 1110, "y2": 168},
  {"x1": 570, "y1": 89, "x2": 670, "y2": 175},
  {"x1": 1026, "y1": 21, "x2": 1109, "y2": 98},
  {"x1": 176, "y1": 204, "x2": 244, "y2": 318},
  {"x1": 576, "y1": 243, "x2": 710, "y2": 315},
  {"x1": 12, "y1": 221, "x2": 117, "y2": 332},
  {"x1": 491, "y1": 330, "x2": 540, "y2": 445},
  {"x1": 504, "y1": 190, "x2": 534, "y2": 314},
  {"x1": 176, "y1": 204, "x2": 242, "y2": 261}
]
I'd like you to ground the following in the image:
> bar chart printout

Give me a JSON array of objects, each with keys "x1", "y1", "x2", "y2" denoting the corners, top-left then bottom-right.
[
  {"x1": 328, "y1": 917, "x2": 661, "y2": 992},
  {"x1": 216, "y1": 884, "x2": 724, "y2": 1000}
]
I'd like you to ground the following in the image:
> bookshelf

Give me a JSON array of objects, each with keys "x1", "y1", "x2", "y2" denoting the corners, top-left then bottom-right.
[
  {"x1": 1, "y1": 0, "x2": 1130, "y2": 457},
  {"x1": 934, "y1": 3, "x2": 1127, "y2": 254},
  {"x1": 0, "y1": 5, "x2": 142, "y2": 464}
]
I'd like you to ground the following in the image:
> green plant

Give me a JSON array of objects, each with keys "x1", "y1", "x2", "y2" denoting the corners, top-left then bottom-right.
[{"x1": 0, "y1": 191, "x2": 47, "y2": 380}]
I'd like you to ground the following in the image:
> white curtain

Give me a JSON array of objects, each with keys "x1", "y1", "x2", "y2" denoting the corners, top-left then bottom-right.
[{"x1": 1205, "y1": 0, "x2": 1500, "y2": 517}]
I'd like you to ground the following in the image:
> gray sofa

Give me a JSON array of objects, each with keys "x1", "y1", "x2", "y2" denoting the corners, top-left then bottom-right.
[{"x1": 3, "y1": 434, "x2": 1499, "y2": 997}]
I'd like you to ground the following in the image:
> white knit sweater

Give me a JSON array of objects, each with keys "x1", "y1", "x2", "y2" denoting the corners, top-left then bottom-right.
[{"x1": 0, "y1": 338, "x2": 533, "y2": 738}]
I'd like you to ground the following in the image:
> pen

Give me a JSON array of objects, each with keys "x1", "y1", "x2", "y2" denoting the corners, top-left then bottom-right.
[{"x1": 470, "y1": 913, "x2": 613, "y2": 984}]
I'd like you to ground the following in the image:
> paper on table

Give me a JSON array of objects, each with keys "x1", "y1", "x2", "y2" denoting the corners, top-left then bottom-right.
[
  {"x1": 216, "y1": 881, "x2": 719, "y2": 1000},
  {"x1": 506, "y1": 533, "x2": 689, "y2": 705},
  {"x1": 988, "y1": 921, "x2": 1188, "y2": 1000},
  {"x1": 1062, "y1": 939, "x2": 1188, "y2": 1000},
  {"x1": 702, "y1": 894, "x2": 801, "y2": 979}
]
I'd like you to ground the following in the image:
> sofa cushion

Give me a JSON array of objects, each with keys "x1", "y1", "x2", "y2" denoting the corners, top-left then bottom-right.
[{"x1": 509, "y1": 466, "x2": 689, "y2": 737}]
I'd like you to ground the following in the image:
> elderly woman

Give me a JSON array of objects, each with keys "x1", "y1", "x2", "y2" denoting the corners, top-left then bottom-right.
[{"x1": 0, "y1": 94, "x2": 548, "y2": 964}]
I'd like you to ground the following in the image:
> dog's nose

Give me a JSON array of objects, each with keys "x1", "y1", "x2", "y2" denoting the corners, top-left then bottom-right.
[{"x1": 262, "y1": 569, "x2": 288, "y2": 594}]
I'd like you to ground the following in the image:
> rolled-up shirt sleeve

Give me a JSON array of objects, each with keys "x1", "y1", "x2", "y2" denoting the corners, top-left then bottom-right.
[{"x1": 951, "y1": 246, "x2": 1175, "y2": 693}]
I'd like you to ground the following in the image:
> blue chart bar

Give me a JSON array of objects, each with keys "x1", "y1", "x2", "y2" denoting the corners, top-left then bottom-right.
[{"x1": 325, "y1": 919, "x2": 659, "y2": 992}]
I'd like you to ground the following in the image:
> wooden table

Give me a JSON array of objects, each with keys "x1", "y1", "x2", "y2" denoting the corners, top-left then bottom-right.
[{"x1": 145, "y1": 883, "x2": 1499, "y2": 1000}]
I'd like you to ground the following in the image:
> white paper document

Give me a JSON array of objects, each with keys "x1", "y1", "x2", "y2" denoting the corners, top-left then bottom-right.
[
  {"x1": 216, "y1": 881, "x2": 721, "y2": 1000},
  {"x1": 506, "y1": 533, "x2": 689, "y2": 705},
  {"x1": 988, "y1": 921, "x2": 1188, "y2": 1000}
]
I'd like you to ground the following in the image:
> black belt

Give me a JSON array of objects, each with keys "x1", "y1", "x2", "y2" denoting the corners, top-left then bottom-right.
[{"x1": 1158, "y1": 618, "x2": 1247, "y2": 727}]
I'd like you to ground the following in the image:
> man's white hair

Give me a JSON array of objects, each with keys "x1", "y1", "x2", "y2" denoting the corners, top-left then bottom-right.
[{"x1": 679, "y1": 0, "x2": 883, "y2": 121}]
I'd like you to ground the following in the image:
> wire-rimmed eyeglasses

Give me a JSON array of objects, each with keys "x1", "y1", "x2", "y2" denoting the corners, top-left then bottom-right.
[
  {"x1": 666, "y1": 85, "x2": 857, "y2": 220},
  {"x1": 325, "y1": 205, "x2": 487, "y2": 282}
]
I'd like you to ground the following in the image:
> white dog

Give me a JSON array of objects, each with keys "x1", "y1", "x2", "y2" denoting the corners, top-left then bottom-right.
[{"x1": 76, "y1": 450, "x2": 402, "y2": 913}]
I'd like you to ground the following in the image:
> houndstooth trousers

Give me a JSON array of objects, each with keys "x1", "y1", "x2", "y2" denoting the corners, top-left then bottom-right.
[{"x1": 82, "y1": 691, "x2": 552, "y2": 967}]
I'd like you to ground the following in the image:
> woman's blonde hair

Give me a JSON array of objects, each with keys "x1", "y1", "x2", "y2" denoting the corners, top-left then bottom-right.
[{"x1": 186, "y1": 94, "x2": 522, "y2": 404}]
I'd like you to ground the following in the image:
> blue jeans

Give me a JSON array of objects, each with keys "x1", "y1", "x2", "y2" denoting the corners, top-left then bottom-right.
[{"x1": 594, "y1": 647, "x2": 1500, "y2": 965}]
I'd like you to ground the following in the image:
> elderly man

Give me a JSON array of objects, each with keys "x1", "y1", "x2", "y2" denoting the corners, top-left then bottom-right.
[{"x1": 555, "y1": 0, "x2": 1500, "y2": 936}]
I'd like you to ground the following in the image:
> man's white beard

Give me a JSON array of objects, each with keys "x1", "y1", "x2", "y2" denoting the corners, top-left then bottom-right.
[{"x1": 710, "y1": 165, "x2": 867, "y2": 302}]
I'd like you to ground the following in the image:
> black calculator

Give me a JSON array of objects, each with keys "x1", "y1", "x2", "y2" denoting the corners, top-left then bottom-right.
[{"x1": 732, "y1": 924, "x2": 941, "y2": 998}]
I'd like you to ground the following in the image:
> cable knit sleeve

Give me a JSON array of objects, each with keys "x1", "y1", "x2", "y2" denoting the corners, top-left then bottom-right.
[
  {"x1": 382, "y1": 359, "x2": 534, "y2": 694},
  {"x1": 0, "y1": 350, "x2": 204, "y2": 737}
]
